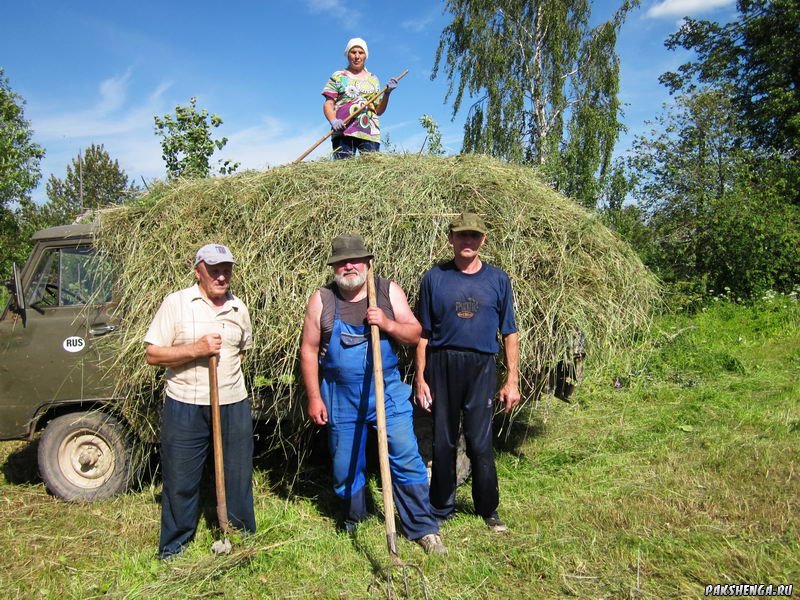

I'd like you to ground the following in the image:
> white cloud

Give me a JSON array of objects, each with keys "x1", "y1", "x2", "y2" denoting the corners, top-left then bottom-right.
[
  {"x1": 26, "y1": 71, "x2": 176, "y2": 201},
  {"x1": 32, "y1": 73, "x2": 170, "y2": 139},
  {"x1": 646, "y1": 0, "x2": 735, "y2": 18},
  {"x1": 225, "y1": 116, "x2": 332, "y2": 169},
  {"x1": 96, "y1": 70, "x2": 132, "y2": 113},
  {"x1": 401, "y1": 7, "x2": 441, "y2": 33},
  {"x1": 29, "y1": 71, "x2": 332, "y2": 195},
  {"x1": 304, "y1": 0, "x2": 359, "y2": 26}
]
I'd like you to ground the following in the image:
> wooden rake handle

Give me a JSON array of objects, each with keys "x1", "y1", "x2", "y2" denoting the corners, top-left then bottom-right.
[
  {"x1": 209, "y1": 354, "x2": 231, "y2": 534},
  {"x1": 367, "y1": 260, "x2": 399, "y2": 557},
  {"x1": 293, "y1": 69, "x2": 409, "y2": 164}
]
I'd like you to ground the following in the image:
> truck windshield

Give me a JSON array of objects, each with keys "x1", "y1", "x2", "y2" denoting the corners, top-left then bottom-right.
[{"x1": 26, "y1": 247, "x2": 113, "y2": 307}]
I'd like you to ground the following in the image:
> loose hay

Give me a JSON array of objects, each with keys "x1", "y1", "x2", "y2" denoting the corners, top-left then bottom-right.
[{"x1": 94, "y1": 153, "x2": 659, "y2": 446}]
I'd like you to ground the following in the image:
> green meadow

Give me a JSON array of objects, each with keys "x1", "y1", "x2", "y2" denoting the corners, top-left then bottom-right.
[{"x1": 1, "y1": 293, "x2": 797, "y2": 599}]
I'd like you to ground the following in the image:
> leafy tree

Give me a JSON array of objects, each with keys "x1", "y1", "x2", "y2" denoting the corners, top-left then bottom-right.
[
  {"x1": 433, "y1": 0, "x2": 639, "y2": 208},
  {"x1": 43, "y1": 143, "x2": 139, "y2": 225},
  {"x1": 419, "y1": 114, "x2": 446, "y2": 155},
  {"x1": 629, "y1": 88, "x2": 747, "y2": 283},
  {"x1": 598, "y1": 159, "x2": 656, "y2": 266},
  {"x1": 154, "y1": 97, "x2": 239, "y2": 179},
  {"x1": 701, "y1": 178, "x2": 800, "y2": 296},
  {"x1": 0, "y1": 68, "x2": 44, "y2": 209},
  {"x1": 660, "y1": 0, "x2": 800, "y2": 158},
  {"x1": 627, "y1": 0, "x2": 800, "y2": 298},
  {"x1": 627, "y1": 87, "x2": 800, "y2": 296},
  {"x1": 0, "y1": 68, "x2": 45, "y2": 286}
]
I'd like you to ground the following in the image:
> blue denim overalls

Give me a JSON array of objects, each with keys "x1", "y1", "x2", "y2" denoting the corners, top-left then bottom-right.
[{"x1": 320, "y1": 293, "x2": 437, "y2": 540}]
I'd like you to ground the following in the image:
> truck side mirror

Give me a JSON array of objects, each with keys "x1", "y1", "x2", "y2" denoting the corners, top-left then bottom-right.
[{"x1": 9, "y1": 263, "x2": 26, "y2": 327}]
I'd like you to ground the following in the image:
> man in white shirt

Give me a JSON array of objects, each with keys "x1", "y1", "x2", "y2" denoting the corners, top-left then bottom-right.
[{"x1": 145, "y1": 243, "x2": 255, "y2": 559}]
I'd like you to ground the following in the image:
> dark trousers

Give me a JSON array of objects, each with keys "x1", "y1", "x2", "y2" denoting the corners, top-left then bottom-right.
[
  {"x1": 332, "y1": 135, "x2": 380, "y2": 159},
  {"x1": 158, "y1": 396, "x2": 256, "y2": 558},
  {"x1": 427, "y1": 348, "x2": 499, "y2": 520}
]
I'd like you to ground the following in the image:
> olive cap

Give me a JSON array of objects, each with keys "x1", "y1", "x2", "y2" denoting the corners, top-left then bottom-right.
[{"x1": 449, "y1": 212, "x2": 487, "y2": 235}]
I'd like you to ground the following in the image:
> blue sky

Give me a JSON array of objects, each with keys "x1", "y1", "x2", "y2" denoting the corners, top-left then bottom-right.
[{"x1": 2, "y1": 0, "x2": 738, "y2": 204}]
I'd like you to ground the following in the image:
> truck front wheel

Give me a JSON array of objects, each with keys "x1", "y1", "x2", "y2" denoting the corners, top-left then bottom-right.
[{"x1": 38, "y1": 411, "x2": 137, "y2": 501}]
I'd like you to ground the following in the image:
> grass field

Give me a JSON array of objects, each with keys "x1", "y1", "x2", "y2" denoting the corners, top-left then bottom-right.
[{"x1": 1, "y1": 293, "x2": 798, "y2": 599}]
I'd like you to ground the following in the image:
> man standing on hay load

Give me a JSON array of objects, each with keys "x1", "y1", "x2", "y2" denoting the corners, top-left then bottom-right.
[
  {"x1": 415, "y1": 212, "x2": 520, "y2": 533},
  {"x1": 322, "y1": 37, "x2": 398, "y2": 159},
  {"x1": 144, "y1": 244, "x2": 256, "y2": 560},
  {"x1": 300, "y1": 234, "x2": 447, "y2": 555}
]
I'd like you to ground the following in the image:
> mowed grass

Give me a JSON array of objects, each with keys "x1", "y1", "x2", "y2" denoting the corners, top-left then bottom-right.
[{"x1": 0, "y1": 295, "x2": 798, "y2": 599}]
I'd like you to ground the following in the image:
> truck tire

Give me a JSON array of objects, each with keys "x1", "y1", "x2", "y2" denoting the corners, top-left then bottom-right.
[
  {"x1": 413, "y1": 408, "x2": 471, "y2": 486},
  {"x1": 38, "y1": 411, "x2": 137, "y2": 501},
  {"x1": 550, "y1": 330, "x2": 587, "y2": 401}
]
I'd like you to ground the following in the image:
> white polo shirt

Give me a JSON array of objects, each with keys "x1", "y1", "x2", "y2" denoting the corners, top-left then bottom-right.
[{"x1": 144, "y1": 284, "x2": 252, "y2": 405}]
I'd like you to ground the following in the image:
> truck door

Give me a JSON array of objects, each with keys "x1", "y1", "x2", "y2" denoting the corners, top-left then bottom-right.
[{"x1": 0, "y1": 243, "x2": 117, "y2": 439}]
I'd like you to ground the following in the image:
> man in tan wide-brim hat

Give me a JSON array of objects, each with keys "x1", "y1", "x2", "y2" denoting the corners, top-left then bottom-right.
[{"x1": 300, "y1": 234, "x2": 447, "y2": 555}]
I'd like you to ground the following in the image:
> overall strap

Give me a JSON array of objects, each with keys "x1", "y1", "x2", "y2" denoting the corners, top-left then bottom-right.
[{"x1": 332, "y1": 288, "x2": 341, "y2": 320}]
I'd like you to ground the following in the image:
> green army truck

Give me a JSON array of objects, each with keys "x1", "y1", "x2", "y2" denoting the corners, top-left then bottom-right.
[{"x1": 0, "y1": 223, "x2": 137, "y2": 501}]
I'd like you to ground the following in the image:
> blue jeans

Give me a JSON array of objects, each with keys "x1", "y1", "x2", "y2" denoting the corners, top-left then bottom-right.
[
  {"x1": 323, "y1": 379, "x2": 436, "y2": 539},
  {"x1": 332, "y1": 135, "x2": 380, "y2": 159},
  {"x1": 158, "y1": 396, "x2": 256, "y2": 558},
  {"x1": 320, "y1": 312, "x2": 438, "y2": 540}
]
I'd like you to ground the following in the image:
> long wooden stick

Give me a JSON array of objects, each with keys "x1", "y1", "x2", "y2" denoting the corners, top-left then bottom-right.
[
  {"x1": 367, "y1": 260, "x2": 399, "y2": 557},
  {"x1": 293, "y1": 69, "x2": 409, "y2": 164},
  {"x1": 209, "y1": 354, "x2": 230, "y2": 534}
]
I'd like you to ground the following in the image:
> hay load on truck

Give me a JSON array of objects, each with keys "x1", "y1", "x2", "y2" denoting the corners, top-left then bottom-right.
[{"x1": 0, "y1": 154, "x2": 659, "y2": 502}]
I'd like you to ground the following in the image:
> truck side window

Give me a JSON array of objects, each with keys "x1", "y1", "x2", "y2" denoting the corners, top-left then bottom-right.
[
  {"x1": 26, "y1": 247, "x2": 113, "y2": 307},
  {"x1": 26, "y1": 250, "x2": 60, "y2": 307}
]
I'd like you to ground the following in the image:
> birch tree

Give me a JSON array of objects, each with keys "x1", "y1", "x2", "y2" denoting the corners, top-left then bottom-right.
[{"x1": 433, "y1": 0, "x2": 638, "y2": 207}]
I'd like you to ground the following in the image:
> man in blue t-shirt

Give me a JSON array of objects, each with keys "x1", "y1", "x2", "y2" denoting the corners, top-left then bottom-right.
[{"x1": 415, "y1": 212, "x2": 521, "y2": 533}]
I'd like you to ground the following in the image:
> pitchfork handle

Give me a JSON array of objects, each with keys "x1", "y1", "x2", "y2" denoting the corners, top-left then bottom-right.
[
  {"x1": 368, "y1": 260, "x2": 399, "y2": 557},
  {"x1": 293, "y1": 70, "x2": 409, "y2": 164},
  {"x1": 209, "y1": 354, "x2": 231, "y2": 534}
]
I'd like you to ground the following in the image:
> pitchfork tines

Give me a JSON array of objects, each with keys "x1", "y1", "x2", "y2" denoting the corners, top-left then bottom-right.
[{"x1": 369, "y1": 552, "x2": 429, "y2": 600}]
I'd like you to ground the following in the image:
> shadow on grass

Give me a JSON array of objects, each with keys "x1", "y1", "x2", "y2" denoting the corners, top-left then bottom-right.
[
  {"x1": 493, "y1": 407, "x2": 547, "y2": 456},
  {"x1": 247, "y1": 405, "x2": 549, "y2": 522},
  {"x1": 1, "y1": 438, "x2": 41, "y2": 486},
  {"x1": 252, "y1": 422, "x2": 341, "y2": 525},
  {"x1": 251, "y1": 421, "x2": 398, "y2": 531}
]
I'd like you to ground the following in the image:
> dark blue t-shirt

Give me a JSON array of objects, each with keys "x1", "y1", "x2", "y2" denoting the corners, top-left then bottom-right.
[{"x1": 417, "y1": 260, "x2": 517, "y2": 354}]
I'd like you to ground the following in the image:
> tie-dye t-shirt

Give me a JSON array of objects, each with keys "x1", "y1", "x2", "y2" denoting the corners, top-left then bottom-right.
[{"x1": 321, "y1": 70, "x2": 382, "y2": 142}]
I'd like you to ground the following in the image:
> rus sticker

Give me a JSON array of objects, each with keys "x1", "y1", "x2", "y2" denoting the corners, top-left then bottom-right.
[{"x1": 62, "y1": 336, "x2": 86, "y2": 353}]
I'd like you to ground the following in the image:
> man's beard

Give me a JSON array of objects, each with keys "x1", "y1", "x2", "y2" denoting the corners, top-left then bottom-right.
[{"x1": 335, "y1": 270, "x2": 367, "y2": 292}]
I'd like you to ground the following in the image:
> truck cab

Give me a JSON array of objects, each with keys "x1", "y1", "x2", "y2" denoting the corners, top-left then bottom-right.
[{"x1": 1, "y1": 223, "x2": 139, "y2": 501}]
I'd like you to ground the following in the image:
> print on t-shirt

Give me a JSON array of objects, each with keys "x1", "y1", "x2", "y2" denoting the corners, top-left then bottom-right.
[{"x1": 456, "y1": 297, "x2": 479, "y2": 319}]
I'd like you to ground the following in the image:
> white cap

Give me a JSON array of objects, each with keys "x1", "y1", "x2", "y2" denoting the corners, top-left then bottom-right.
[
  {"x1": 194, "y1": 244, "x2": 236, "y2": 266},
  {"x1": 344, "y1": 37, "x2": 368, "y2": 59}
]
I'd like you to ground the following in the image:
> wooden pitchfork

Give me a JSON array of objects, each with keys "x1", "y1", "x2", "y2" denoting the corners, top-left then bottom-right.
[
  {"x1": 293, "y1": 70, "x2": 409, "y2": 164},
  {"x1": 209, "y1": 354, "x2": 233, "y2": 555},
  {"x1": 366, "y1": 261, "x2": 429, "y2": 600}
]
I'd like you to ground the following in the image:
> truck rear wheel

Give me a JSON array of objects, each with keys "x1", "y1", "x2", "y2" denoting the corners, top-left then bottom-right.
[
  {"x1": 38, "y1": 411, "x2": 136, "y2": 501},
  {"x1": 413, "y1": 409, "x2": 471, "y2": 486}
]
